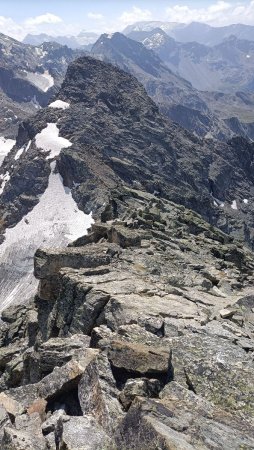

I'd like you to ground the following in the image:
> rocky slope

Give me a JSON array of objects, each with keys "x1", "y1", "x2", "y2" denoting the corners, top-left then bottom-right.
[
  {"x1": 2, "y1": 55, "x2": 254, "y2": 308},
  {"x1": 0, "y1": 33, "x2": 82, "y2": 139},
  {"x1": 0, "y1": 189, "x2": 253, "y2": 448},
  {"x1": 91, "y1": 32, "x2": 254, "y2": 140}
]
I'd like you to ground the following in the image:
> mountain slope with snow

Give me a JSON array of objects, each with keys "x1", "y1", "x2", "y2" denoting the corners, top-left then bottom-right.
[
  {"x1": 127, "y1": 28, "x2": 254, "y2": 95},
  {"x1": 123, "y1": 21, "x2": 254, "y2": 46},
  {"x1": 0, "y1": 109, "x2": 93, "y2": 309},
  {"x1": 2, "y1": 55, "x2": 254, "y2": 309},
  {"x1": 0, "y1": 32, "x2": 82, "y2": 138}
]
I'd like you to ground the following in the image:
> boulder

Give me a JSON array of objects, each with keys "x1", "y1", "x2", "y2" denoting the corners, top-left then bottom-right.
[
  {"x1": 59, "y1": 415, "x2": 116, "y2": 450},
  {"x1": 107, "y1": 340, "x2": 172, "y2": 382},
  {"x1": 2, "y1": 427, "x2": 46, "y2": 450},
  {"x1": 169, "y1": 334, "x2": 254, "y2": 417}
]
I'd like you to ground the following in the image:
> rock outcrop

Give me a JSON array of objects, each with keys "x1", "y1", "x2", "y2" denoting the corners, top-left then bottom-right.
[{"x1": 0, "y1": 189, "x2": 254, "y2": 448}]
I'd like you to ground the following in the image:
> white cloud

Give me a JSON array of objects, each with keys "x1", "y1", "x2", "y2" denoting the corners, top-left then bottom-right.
[
  {"x1": 119, "y1": 6, "x2": 152, "y2": 26},
  {"x1": 25, "y1": 13, "x2": 62, "y2": 26},
  {"x1": 165, "y1": 1, "x2": 254, "y2": 26},
  {"x1": 0, "y1": 16, "x2": 23, "y2": 40},
  {"x1": 87, "y1": 12, "x2": 104, "y2": 20},
  {"x1": 3, "y1": 2, "x2": 254, "y2": 43}
]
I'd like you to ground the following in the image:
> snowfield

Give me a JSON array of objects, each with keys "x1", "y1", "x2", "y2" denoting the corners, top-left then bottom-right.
[
  {"x1": 0, "y1": 137, "x2": 15, "y2": 166},
  {"x1": 25, "y1": 70, "x2": 54, "y2": 92},
  {"x1": 35, "y1": 123, "x2": 72, "y2": 159},
  {"x1": 0, "y1": 162, "x2": 93, "y2": 311}
]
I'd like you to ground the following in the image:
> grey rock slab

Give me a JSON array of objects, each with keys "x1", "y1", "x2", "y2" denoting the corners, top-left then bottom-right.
[
  {"x1": 159, "y1": 382, "x2": 254, "y2": 449},
  {"x1": 119, "y1": 377, "x2": 161, "y2": 410},
  {"x1": 78, "y1": 352, "x2": 124, "y2": 433},
  {"x1": 101, "y1": 293, "x2": 206, "y2": 331},
  {"x1": 34, "y1": 246, "x2": 111, "y2": 280},
  {"x1": 169, "y1": 334, "x2": 254, "y2": 417},
  {"x1": 24, "y1": 334, "x2": 90, "y2": 384},
  {"x1": 2, "y1": 426, "x2": 46, "y2": 450},
  {"x1": 38, "y1": 348, "x2": 99, "y2": 400},
  {"x1": 107, "y1": 340, "x2": 171, "y2": 379},
  {"x1": 60, "y1": 415, "x2": 116, "y2": 450}
]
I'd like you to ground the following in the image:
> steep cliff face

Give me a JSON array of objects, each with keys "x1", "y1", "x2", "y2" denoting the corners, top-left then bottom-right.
[
  {"x1": 0, "y1": 190, "x2": 253, "y2": 448},
  {"x1": 1, "y1": 55, "x2": 254, "y2": 308}
]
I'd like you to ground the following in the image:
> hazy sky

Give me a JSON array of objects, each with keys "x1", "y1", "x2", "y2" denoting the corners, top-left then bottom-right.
[{"x1": 1, "y1": 1, "x2": 254, "y2": 40}]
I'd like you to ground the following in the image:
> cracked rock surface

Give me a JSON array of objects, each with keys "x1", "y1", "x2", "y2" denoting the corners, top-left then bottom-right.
[{"x1": 0, "y1": 189, "x2": 254, "y2": 448}]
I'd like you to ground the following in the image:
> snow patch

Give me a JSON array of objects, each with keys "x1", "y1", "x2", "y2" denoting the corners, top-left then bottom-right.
[
  {"x1": 14, "y1": 147, "x2": 24, "y2": 160},
  {"x1": 0, "y1": 137, "x2": 15, "y2": 166},
  {"x1": 26, "y1": 70, "x2": 54, "y2": 92},
  {"x1": 25, "y1": 141, "x2": 31, "y2": 152},
  {"x1": 231, "y1": 200, "x2": 237, "y2": 210},
  {"x1": 143, "y1": 33, "x2": 165, "y2": 49},
  {"x1": 0, "y1": 163, "x2": 93, "y2": 311},
  {"x1": 35, "y1": 123, "x2": 72, "y2": 159},
  {"x1": 35, "y1": 47, "x2": 48, "y2": 58},
  {"x1": 213, "y1": 197, "x2": 224, "y2": 208},
  {"x1": 106, "y1": 33, "x2": 115, "y2": 39},
  {"x1": 243, "y1": 198, "x2": 248, "y2": 204},
  {"x1": 49, "y1": 100, "x2": 70, "y2": 110},
  {"x1": 0, "y1": 172, "x2": 10, "y2": 195},
  {"x1": 246, "y1": 54, "x2": 251, "y2": 58}
]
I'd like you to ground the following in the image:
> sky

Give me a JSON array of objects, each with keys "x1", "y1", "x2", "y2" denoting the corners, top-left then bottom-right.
[{"x1": 1, "y1": 1, "x2": 254, "y2": 40}]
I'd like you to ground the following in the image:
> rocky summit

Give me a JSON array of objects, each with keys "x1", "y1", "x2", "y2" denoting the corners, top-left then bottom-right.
[{"x1": 0, "y1": 52, "x2": 254, "y2": 449}]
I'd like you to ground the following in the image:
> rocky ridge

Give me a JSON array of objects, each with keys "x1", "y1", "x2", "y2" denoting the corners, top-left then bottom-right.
[
  {"x1": 23, "y1": 32, "x2": 99, "y2": 50},
  {"x1": 2, "y1": 55, "x2": 254, "y2": 308},
  {"x1": 0, "y1": 188, "x2": 253, "y2": 448}
]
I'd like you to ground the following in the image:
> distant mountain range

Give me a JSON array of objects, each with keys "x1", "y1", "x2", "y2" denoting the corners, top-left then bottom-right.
[
  {"x1": 123, "y1": 21, "x2": 254, "y2": 46},
  {"x1": 23, "y1": 22, "x2": 254, "y2": 50},
  {"x1": 2, "y1": 27, "x2": 254, "y2": 143},
  {"x1": 23, "y1": 31, "x2": 99, "y2": 49},
  {"x1": 91, "y1": 32, "x2": 254, "y2": 141},
  {"x1": 126, "y1": 28, "x2": 254, "y2": 93}
]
